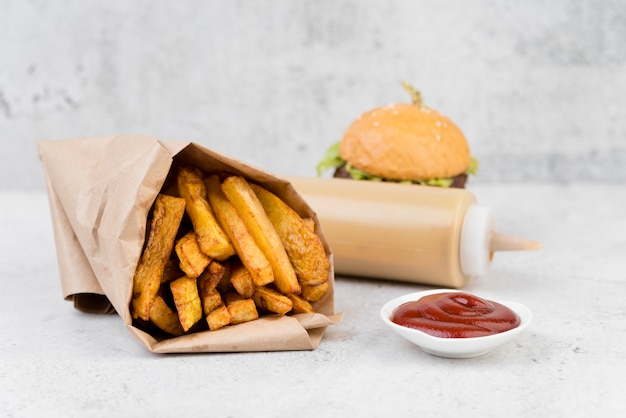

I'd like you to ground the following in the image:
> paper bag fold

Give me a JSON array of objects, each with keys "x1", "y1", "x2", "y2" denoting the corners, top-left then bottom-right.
[{"x1": 38, "y1": 135, "x2": 338, "y2": 352}]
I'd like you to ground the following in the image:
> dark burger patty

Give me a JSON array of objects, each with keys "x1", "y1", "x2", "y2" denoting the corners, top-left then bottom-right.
[{"x1": 333, "y1": 165, "x2": 467, "y2": 188}]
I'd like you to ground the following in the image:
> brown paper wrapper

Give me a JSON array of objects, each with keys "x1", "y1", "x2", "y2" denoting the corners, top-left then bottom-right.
[{"x1": 38, "y1": 135, "x2": 340, "y2": 353}]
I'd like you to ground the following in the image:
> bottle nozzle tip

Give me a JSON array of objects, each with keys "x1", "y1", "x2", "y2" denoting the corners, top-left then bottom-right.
[{"x1": 490, "y1": 232, "x2": 542, "y2": 252}]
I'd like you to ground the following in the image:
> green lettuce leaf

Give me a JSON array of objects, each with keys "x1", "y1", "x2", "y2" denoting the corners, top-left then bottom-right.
[
  {"x1": 316, "y1": 142, "x2": 344, "y2": 177},
  {"x1": 316, "y1": 141, "x2": 478, "y2": 188},
  {"x1": 466, "y1": 156, "x2": 479, "y2": 176},
  {"x1": 418, "y1": 177, "x2": 454, "y2": 187}
]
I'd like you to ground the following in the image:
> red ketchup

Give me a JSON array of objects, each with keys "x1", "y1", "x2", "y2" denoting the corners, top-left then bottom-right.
[{"x1": 391, "y1": 292, "x2": 520, "y2": 338}]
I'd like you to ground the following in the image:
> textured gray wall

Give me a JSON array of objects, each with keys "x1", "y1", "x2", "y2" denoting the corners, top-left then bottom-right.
[{"x1": 2, "y1": 0, "x2": 625, "y2": 190}]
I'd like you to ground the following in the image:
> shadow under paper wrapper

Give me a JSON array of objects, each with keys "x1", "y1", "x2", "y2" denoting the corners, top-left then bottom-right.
[{"x1": 73, "y1": 293, "x2": 117, "y2": 314}]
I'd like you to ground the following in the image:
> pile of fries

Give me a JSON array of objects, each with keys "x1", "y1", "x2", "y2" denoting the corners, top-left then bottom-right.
[{"x1": 131, "y1": 165, "x2": 331, "y2": 337}]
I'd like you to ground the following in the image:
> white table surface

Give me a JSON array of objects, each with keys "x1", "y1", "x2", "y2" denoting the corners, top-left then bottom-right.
[{"x1": 1, "y1": 183, "x2": 625, "y2": 417}]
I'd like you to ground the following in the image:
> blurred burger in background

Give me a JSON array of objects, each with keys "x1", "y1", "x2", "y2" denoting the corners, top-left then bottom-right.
[{"x1": 317, "y1": 82, "x2": 478, "y2": 188}]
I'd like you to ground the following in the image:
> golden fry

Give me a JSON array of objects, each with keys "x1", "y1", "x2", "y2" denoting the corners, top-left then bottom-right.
[
  {"x1": 132, "y1": 194, "x2": 186, "y2": 321},
  {"x1": 302, "y1": 217, "x2": 315, "y2": 232},
  {"x1": 170, "y1": 276, "x2": 203, "y2": 332},
  {"x1": 149, "y1": 296, "x2": 185, "y2": 336},
  {"x1": 224, "y1": 293, "x2": 259, "y2": 325},
  {"x1": 175, "y1": 231, "x2": 211, "y2": 278},
  {"x1": 230, "y1": 260, "x2": 256, "y2": 299},
  {"x1": 198, "y1": 261, "x2": 228, "y2": 319},
  {"x1": 221, "y1": 176, "x2": 300, "y2": 294},
  {"x1": 197, "y1": 260, "x2": 229, "y2": 314},
  {"x1": 177, "y1": 166, "x2": 235, "y2": 260},
  {"x1": 253, "y1": 286, "x2": 293, "y2": 316},
  {"x1": 300, "y1": 282, "x2": 330, "y2": 303},
  {"x1": 223, "y1": 292, "x2": 243, "y2": 305},
  {"x1": 199, "y1": 288, "x2": 224, "y2": 316},
  {"x1": 251, "y1": 184, "x2": 330, "y2": 287},
  {"x1": 197, "y1": 259, "x2": 229, "y2": 294},
  {"x1": 162, "y1": 258, "x2": 184, "y2": 284},
  {"x1": 287, "y1": 293, "x2": 316, "y2": 314},
  {"x1": 207, "y1": 304, "x2": 232, "y2": 330},
  {"x1": 205, "y1": 175, "x2": 274, "y2": 287},
  {"x1": 216, "y1": 263, "x2": 234, "y2": 294}
]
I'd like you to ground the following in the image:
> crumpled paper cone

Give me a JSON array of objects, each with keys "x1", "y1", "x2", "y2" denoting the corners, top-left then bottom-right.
[{"x1": 38, "y1": 135, "x2": 341, "y2": 353}]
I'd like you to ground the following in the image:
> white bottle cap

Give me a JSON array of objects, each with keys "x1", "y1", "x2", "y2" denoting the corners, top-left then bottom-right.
[
  {"x1": 460, "y1": 204, "x2": 495, "y2": 278},
  {"x1": 460, "y1": 204, "x2": 542, "y2": 278}
]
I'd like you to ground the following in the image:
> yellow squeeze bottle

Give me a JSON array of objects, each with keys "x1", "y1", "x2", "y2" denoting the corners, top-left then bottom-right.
[{"x1": 288, "y1": 177, "x2": 540, "y2": 288}]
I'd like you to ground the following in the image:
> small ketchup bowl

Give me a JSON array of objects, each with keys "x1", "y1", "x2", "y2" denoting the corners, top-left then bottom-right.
[{"x1": 380, "y1": 289, "x2": 532, "y2": 358}]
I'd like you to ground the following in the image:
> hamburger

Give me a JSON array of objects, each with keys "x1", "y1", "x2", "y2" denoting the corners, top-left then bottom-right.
[{"x1": 317, "y1": 82, "x2": 478, "y2": 188}]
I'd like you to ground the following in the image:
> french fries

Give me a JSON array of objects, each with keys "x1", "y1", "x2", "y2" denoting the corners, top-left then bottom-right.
[
  {"x1": 175, "y1": 231, "x2": 211, "y2": 279},
  {"x1": 162, "y1": 258, "x2": 184, "y2": 284},
  {"x1": 302, "y1": 218, "x2": 316, "y2": 232},
  {"x1": 198, "y1": 260, "x2": 228, "y2": 301},
  {"x1": 131, "y1": 194, "x2": 186, "y2": 321},
  {"x1": 170, "y1": 276, "x2": 203, "y2": 332},
  {"x1": 300, "y1": 282, "x2": 330, "y2": 303},
  {"x1": 200, "y1": 288, "x2": 223, "y2": 316},
  {"x1": 149, "y1": 296, "x2": 185, "y2": 336},
  {"x1": 287, "y1": 294, "x2": 316, "y2": 314},
  {"x1": 177, "y1": 167, "x2": 235, "y2": 260},
  {"x1": 253, "y1": 286, "x2": 293, "y2": 315},
  {"x1": 207, "y1": 305, "x2": 232, "y2": 331},
  {"x1": 251, "y1": 184, "x2": 330, "y2": 287},
  {"x1": 229, "y1": 260, "x2": 256, "y2": 299},
  {"x1": 224, "y1": 293, "x2": 259, "y2": 325},
  {"x1": 205, "y1": 175, "x2": 274, "y2": 287},
  {"x1": 131, "y1": 165, "x2": 331, "y2": 338},
  {"x1": 221, "y1": 176, "x2": 301, "y2": 295}
]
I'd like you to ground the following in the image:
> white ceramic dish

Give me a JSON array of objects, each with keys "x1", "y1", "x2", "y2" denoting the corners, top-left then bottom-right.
[{"x1": 380, "y1": 289, "x2": 532, "y2": 358}]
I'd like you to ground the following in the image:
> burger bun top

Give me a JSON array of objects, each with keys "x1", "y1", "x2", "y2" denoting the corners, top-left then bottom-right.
[{"x1": 339, "y1": 103, "x2": 470, "y2": 181}]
